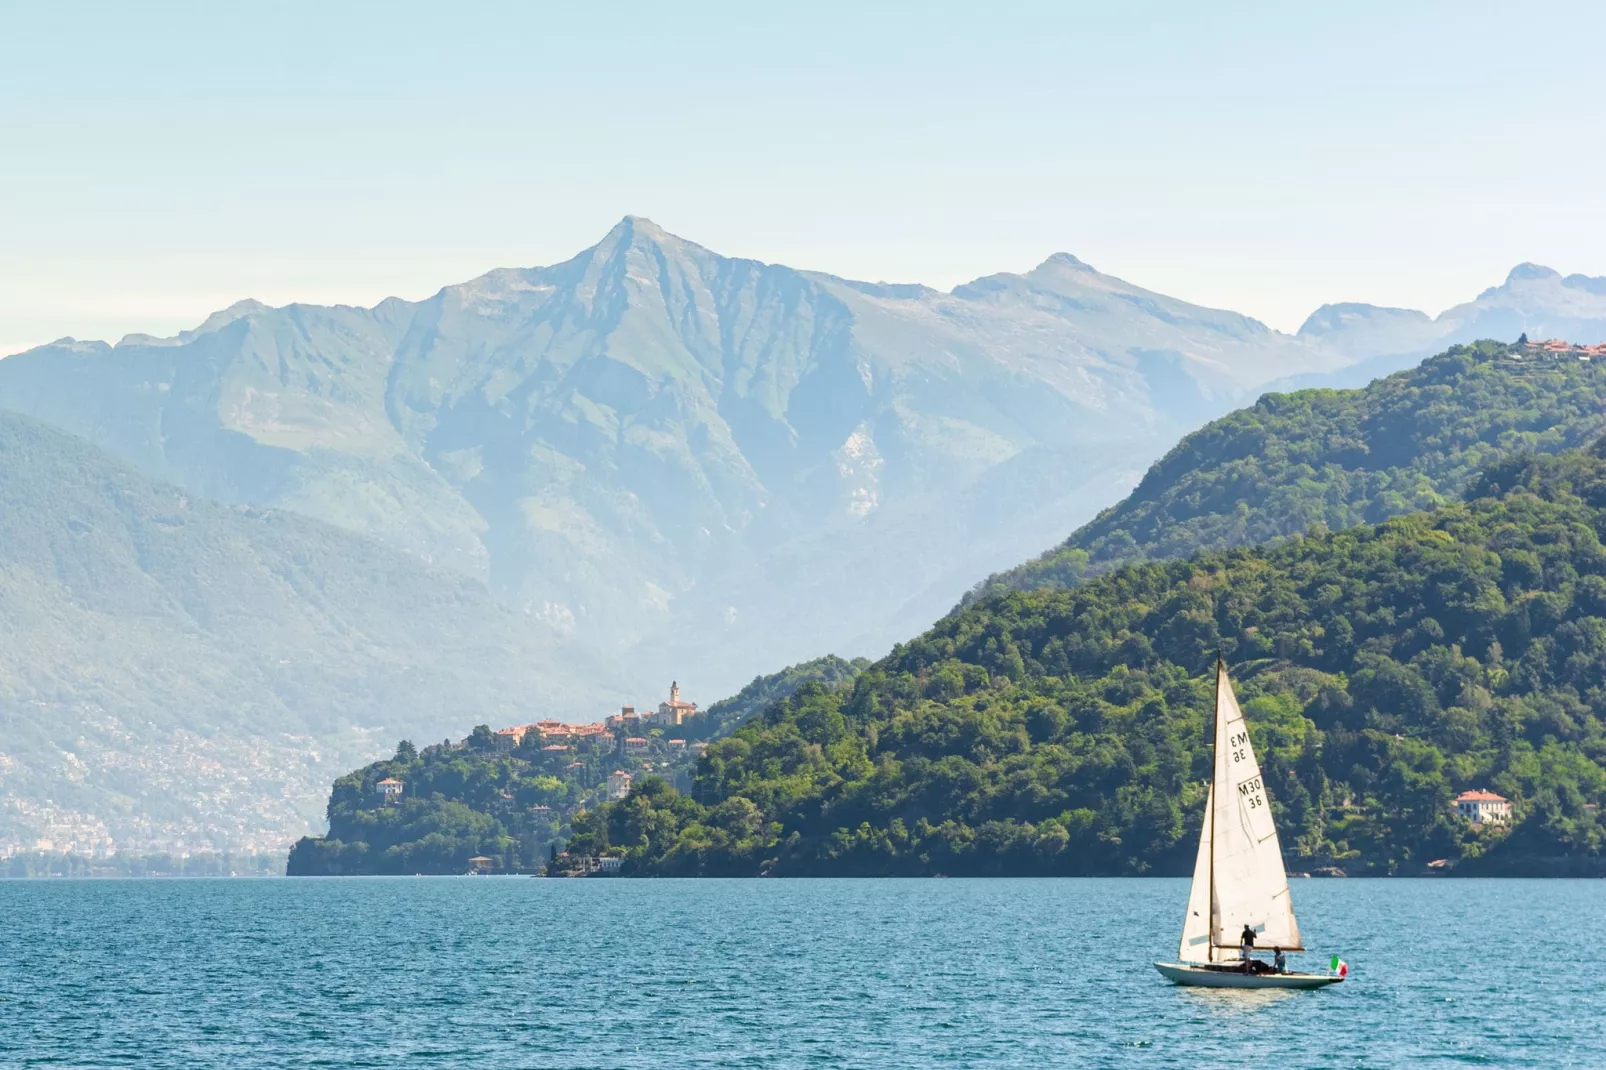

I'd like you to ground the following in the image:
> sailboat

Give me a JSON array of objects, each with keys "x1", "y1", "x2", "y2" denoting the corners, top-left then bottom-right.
[{"x1": 1154, "y1": 658, "x2": 1346, "y2": 990}]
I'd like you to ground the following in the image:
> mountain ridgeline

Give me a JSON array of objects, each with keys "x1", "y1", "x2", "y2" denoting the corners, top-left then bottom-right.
[
  {"x1": 0, "y1": 219, "x2": 1356, "y2": 708},
  {"x1": 571, "y1": 443, "x2": 1606, "y2": 876},
  {"x1": 15, "y1": 225, "x2": 1605, "y2": 722},
  {"x1": 977, "y1": 341, "x2": 1606, "y2": 600}
]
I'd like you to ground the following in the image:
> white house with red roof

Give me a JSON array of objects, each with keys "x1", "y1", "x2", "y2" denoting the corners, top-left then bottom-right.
[{"x1": 1454, "y1": 789, "x2": 1511, "y2": 824}]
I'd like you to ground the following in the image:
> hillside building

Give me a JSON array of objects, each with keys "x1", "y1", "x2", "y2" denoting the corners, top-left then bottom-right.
[
  {"x1": 653, "y1": 681, "x2": 698, "y2": 726},
  {"x1": 1455, "y1": 790, "x2": 1511, "y2": 824},
  {"x1": 375, "y1": 777, "x2": 404, "y2": 801},
  {"x1": 607, "y1": 770, "x2": 634, "y2": 800},
  {"x1": 606, "y1": 706, "x2": 641, "y2": 731}
]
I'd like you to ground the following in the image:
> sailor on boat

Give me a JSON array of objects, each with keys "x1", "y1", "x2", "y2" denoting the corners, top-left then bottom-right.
[{"x1": 1152, "y1": 656, "x2": 1347, "y2": 990}]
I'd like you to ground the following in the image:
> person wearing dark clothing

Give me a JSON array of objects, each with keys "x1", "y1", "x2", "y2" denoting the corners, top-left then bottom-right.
[{"x1": 1240, "y1": 925, "x2": 1256, "y2": 974}]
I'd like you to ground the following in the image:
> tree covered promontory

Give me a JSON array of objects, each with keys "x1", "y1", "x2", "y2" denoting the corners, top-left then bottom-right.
[
  {"x1": 574, "y1": 446, "x2": 1606, "y2": 876},
  {"x1": 979, "y1": 341, "x2": 1606, "y2": 599},
  {"x1": 286, "y1": 656, "x2": 866, "y2": 875}
]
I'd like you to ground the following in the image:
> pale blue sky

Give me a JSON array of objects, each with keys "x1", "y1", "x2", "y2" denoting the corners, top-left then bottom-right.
[{"x1": 2, "y1": 0, "x2": 1603, "y2": 354}]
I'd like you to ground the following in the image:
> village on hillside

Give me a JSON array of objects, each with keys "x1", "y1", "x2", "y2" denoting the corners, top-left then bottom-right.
[
  {"x1": 361, "y1": 681, "x2": 716, "y2": 875},
  {"x1": 1519, "y1": 337, "x2": 1606, "y2": 359}
]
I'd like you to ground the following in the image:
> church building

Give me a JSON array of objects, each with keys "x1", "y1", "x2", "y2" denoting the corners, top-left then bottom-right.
[{"x1": 653, "y1": 681, "x2": 698, "y2": 726}]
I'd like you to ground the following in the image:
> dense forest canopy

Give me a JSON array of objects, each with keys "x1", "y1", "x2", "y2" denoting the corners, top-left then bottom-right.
[
  {"x1": 980, "y1": 341, "x2": 1606, "y2": 598},
  {"x1": 569, "y1": 445, "x2": 1606, "y2": 876},
  {"x1": 682, "y1": 656, "x2": 869, "y2": 741}
]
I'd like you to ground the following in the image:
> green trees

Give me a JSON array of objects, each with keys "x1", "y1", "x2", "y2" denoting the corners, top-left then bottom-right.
[
  {"x1": 580, "y1": 446, "x2": 1606, "y2": 876},
  {"x1": 981, "y1": 341, "x2": 1606, "y2": 599},
  {"x1": 288, "y1": 655, "x2": 873, "y2": 875},
  {"x1": 286, "y1": 737, "x2": 593, "y2": 875}
]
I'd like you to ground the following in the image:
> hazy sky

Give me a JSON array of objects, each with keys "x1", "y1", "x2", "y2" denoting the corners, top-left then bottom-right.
[{"x1": 3, "y1": 1, "x2": 1603, "y2": 355}]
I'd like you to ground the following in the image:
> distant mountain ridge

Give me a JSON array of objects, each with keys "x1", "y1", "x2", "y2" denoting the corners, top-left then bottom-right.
[
  {"x1": 1288, "y1": 263, "x2": 1606, "y2": 391},
  {"x1": 0, "y1": 218, "x2": 1376, "y2": 706}
]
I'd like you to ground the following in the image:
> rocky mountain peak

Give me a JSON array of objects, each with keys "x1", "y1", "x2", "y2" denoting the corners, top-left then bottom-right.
[{"x1": 1505, "y1": 262, "x2": 1562, "y2": 284}]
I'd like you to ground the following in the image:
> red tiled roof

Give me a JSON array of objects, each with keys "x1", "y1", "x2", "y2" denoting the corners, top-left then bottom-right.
[{"x1": 1456, "y1": 790, "x2": 1507, "y2": 802}]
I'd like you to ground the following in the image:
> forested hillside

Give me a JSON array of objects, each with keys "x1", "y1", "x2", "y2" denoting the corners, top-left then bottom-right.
[
  {"x1": 685, "y1": 656, "x2": 869, "y2": 741},
  {"x1": 570, "y1": 445, "x2": 1606, "y2": 876},
  {"x1": 287, "y1": 655, "x2": 867, "y2": 874},
  {"x1": 979, "y1": 341, "x2": 1606, "y2": 599}
]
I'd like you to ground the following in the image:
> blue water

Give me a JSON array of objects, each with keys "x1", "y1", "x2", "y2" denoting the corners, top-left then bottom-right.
[{"x1": 0, "y1": 878, "x2": 1599, "y2": 1068}]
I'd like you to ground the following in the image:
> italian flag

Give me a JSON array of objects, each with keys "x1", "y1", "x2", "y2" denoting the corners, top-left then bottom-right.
[{"x1": 1329, "y1": 955, "x2": 1349, "y2": 978}]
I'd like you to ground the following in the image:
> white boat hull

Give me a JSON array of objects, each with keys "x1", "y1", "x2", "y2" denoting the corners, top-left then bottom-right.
[{"x1": 1154, "y1": 962, "x2": 1344, "y2": 989}]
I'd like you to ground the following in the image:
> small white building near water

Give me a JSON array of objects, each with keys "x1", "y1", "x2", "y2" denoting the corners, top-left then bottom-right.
[{"x1": 1455, "y1": 789, "x2": 1511, "y2": 824}]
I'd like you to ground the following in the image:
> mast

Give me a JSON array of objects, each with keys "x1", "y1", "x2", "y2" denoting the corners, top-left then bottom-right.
[{"x1": 1207, "y1": 652, "x2": 1220, "y2": 964}]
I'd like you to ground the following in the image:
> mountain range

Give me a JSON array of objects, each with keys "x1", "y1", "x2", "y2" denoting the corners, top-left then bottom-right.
[{"x1": 3, "y1": 218, "x2": 1605, "y2": 854}]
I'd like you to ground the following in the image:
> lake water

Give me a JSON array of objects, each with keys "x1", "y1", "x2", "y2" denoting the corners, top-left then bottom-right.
[{"x1": 0, "y1": 878, "x2": 1599, "y2": 1068}]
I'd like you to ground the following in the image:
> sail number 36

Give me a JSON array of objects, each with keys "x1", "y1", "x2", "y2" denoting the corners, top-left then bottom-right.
[{"x1": 1237, "y1": 775, "x2": 1265, "y2": 808}]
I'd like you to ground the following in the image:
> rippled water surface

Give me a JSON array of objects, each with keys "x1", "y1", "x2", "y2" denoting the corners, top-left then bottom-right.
[{"x1": 1, "y1": 878, "x2": 1600, "y2": 1068}]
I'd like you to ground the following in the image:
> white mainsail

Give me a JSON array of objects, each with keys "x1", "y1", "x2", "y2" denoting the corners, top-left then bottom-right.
[
  {"x1": 1177, "y1": 781, "x2": 1217, "y2": 962},
  {"x1": 1208, "y1": 663, "x2": 1301, "y2": 951}
]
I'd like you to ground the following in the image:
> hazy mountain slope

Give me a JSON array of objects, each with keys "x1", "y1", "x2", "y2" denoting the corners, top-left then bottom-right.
[
  {"x1": 980, "y1": 341, "x2": 1606, "y2": 598},
  {"x1": 0, "y1": 409, "x2": 613, "y2": 856},
  {"x1": 0, "y1": 219, "x2": 1360, "y2": 700},
  {"x1": 1287, "y1": 264, "x2": 1606, "y2": 391}
]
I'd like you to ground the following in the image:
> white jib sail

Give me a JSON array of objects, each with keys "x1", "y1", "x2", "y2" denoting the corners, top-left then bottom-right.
[
  {"x1": 1177, "y1": 780, "x2": 1217, "y2": 962},
  {"x1": 1209, "y1": 665, "x2": 1302, "y2": 952}
]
